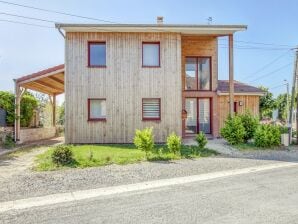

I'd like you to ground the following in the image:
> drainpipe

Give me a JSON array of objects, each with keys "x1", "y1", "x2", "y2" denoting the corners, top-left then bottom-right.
[{"x1": 56, "y1": 25, "x2": 65, "y2": 39}]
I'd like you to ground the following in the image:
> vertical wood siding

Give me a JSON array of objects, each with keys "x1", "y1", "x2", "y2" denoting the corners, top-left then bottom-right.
[
  {"x1": 181, "y1": 36, "x2": 219, "y2": 136},
  {"x1": 218, "y1": 95, "x2": 260, "y2": 131},
  {"x1": 65, "y1": 32, "x2": 182, "y2": 143}
]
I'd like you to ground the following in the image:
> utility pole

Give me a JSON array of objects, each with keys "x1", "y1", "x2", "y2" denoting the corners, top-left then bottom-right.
[
  {"x1": 289, "y1": 47, "x2": 298, "y2": 144},
  {"x1": 284, "y1": 79, "x2": 289, "y2": 124}
]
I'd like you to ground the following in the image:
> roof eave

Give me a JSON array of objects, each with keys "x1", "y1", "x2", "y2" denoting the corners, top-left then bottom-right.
[
  {"x1": 217, "y1": 91, "x2": 265, "y2": 96},
  {"x1": 55, "y1": 24, "x2": 247, "y2": 35}
]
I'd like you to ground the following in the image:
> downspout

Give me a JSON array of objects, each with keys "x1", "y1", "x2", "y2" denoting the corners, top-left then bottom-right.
[{"x1": 56, "y1": 24, "x2": 65, "y2": 39}]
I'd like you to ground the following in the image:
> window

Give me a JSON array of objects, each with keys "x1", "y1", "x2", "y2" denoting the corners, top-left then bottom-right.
[
  {"x1": 185, "y1": 57, "x2": 211, "y2": 90},
  {"x1": 88, "y1": 99, "x2": 106, "y2": 121},
  {"x1": 88, "y1": 42, "x2": 106, "y2": 67},
  {"x1": 142, "y1": 42, "x2": 160, "y2": 67},
  {"x1": 142, "y1": 98, "x2": 161, "y2": 120}
]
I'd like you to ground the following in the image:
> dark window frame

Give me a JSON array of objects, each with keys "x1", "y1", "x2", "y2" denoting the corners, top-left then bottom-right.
[
  {"x1": 88, "y1": 41, "x2": 107, "y2": 68},
  {"x1": 142, "y1": 42, "x2": 161, "y2": 68},
  {"x1": 87, "y1": 98, "x2": 107, "y2": 121},
  {"x1": 142, "y1": 98, "x2": 161, "y2": 121},
  {"x1": 185, "y1": 56, "x2": 212, "y2": 91}
]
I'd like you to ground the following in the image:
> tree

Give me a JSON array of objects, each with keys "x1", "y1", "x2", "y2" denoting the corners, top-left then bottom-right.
[
  {"x1": 20, "y1": 91, "x2": 39, "y2": 127},
  {"x1": 276, "y1": 93, "x2": 289, "y2": 122},
  {"x1": 57, "y1": 101, "x2": 65, "y2": 125},
  {"x1": 0, "y1": 90, "x2": 39, "y2": 127},
  {"x1": 259, "y1": 86, "x2": 276, "y2": 119},
  {"x1": 0, "y1": 91, "x2": 15, "y2": 126}
]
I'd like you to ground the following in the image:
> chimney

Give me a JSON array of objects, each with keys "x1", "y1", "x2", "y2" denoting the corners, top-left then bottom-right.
[{"x1": 157, "y1": 16, "x2": 164, "y2": 25}]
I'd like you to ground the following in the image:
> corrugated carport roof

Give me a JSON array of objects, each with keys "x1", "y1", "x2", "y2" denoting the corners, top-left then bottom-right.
[{"x1": 15, "y1": 64, "x2": 64, "y2": 95}]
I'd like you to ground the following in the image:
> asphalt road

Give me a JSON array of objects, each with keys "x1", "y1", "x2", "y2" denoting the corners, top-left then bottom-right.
[{"x1": 1, "y1": 164, "x2": 298, "y2": 224}]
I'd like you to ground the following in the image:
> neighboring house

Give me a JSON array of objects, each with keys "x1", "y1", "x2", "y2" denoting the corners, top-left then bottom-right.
[{"x1": 14, "y1": 19, "x2": 264, "y2": 143}]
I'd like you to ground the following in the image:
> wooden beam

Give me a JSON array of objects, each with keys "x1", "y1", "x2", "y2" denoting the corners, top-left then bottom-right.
[
  {"x1": 26, "y1": 82, "x2": 56, "y2": 94},
  {"x1": 47, "y1": 76, "x2": 64, "y2": 85},
  {"x1": 34, "y1": 80, "x2": 64, "y2": 92},
  {"x1": 229, "y1": 34, "x2": 234, "y2": 116}
]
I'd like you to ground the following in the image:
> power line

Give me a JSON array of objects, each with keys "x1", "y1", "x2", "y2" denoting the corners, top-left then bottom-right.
[
  {"x1": 249, "y1": 63, "x2": 292, "y2": 83},
  {"x1": 234, "y1": 40, "x2": 294, "y2": 48},
  {"x1": 0, "y1": 18, "x2": 54, "y2": 28},
  {"x1": 0, "y1": 11, "x2": 59, "y2": 23},
  {"x1": 0, "y1": 1, "x2": 295, "y2": 49},
  {"x1": 0, "y1": 1, "x2": 295, "y2": 51},
  {"x1": 218, "y1": 39, "x2": 295, "y2": 48},
  {"x1": 0, "y1": 0, "x2": 118, "y2": 24},
  {"x1": 269, "y1": 83, "x2": 287, "y2": 90},
  {"x1": 242, "y1": 50, "x2": 291, "y2": 80}
]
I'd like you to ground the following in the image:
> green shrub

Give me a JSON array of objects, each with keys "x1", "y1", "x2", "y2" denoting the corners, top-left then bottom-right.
[
  {"x1": 239, "y1": 111, "x2": 259, "y2": 142},
  {"x1": 220, "y1": 115, "x2": 245, "y2": 145},
  {"x1": 51, "y1": 145, "x2": 74, "y2": 165},
  {"x1": 166, "y1": 133, "x2": 182, "y2": 155},
  {"x1": 195, "y1": 132, "x2": 207, "y2": 149},
  {"x1": 20, "y1": 92, "x2": 38, "y2": 127},
  {"x1": 3, "y1": 134, "x2": 15, "y2": 149},
  {"x1": 0, "y1": 91, "x2": 15, "y2": 126},
  {"x1": 133, "y1": 127, "x2": 154, "y2": 157},
  {"x1": 0, "y1": 91, "x2": 38, "y2": 127},
  {"x1": 279, "y1": 126, "x2": 288, "y2": 134},
  {"x1": 254, "y1": 124, "x2": 281, "y2": 148}
]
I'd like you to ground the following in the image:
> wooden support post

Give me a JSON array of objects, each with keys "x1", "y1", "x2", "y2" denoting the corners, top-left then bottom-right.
[
  {"x1": 229, "y1": 34, "x2": 235, "y2": 116},
  {"x1": 52, "y1": 94, "x2": 56, "y2": 127},
  {"x1": 14, "y1": 81, "x2": 25, "y2": 142},
  {"x1": 14, "y1": 81, "x2": 20, "y2": 142}
]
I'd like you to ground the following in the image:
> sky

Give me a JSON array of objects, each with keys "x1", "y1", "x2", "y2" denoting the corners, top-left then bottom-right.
[{"x1": 0, "y1": 0, "x2": 297, "y2": 103}]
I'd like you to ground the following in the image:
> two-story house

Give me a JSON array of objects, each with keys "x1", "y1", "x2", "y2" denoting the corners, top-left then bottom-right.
[{"x1": 14, "y1": 19, "x2": 264, "y2": 144}]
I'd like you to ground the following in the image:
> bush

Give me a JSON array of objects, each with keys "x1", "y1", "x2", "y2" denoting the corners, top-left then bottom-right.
[
  {"x1": 20, "y1": 92, "x2": 38, "y2": 127},
  {"x1": 239, "y1": 111, "x2": 259, "y2": 142},
  {"x1": 254, "y1": 124, "x2": 281, "y2": 148},
  {"x1": 3, "y1": 134, "x2": 15, "y2": 149},
  {"x1": 0, "y1": 91, "x2": 39, "y2": 127},
  {"x1": 195, "y1": 132, "x2": 207, "y2": 149},
  {"x1": 51, "y1": 145, "x2": 74, "y2": 165},
  {"x1": 166, "y1": 133, "x2": 182, "y2": 155},
  {"x1": 220, "y1": 115, "x2": 245, "y2": 145},
  {"x1": 133, "y1": 127, "x2": 154, "y2": 157},
  {"x1": 0, "y1": 91, "x2": 15, "y2": 126}
]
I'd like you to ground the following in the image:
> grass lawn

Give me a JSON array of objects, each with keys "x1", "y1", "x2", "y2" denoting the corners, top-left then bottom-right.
[{"x1": 34, "y1": 144, "x2": 218, "y2": 171}]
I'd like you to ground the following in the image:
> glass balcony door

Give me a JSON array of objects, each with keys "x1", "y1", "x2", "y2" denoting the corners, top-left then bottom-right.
[{"x1": 185, "y1": 98, "x2": 211, "y2": 135}]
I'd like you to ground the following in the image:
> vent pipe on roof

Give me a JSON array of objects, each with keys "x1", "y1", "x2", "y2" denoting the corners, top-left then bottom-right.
[{"x1": 157, "y1": 16, "x2": 164, "y2": 25}]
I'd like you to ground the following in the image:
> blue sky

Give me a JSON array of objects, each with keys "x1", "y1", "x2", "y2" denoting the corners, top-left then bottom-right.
[{"x1": 0, "y1": 0, "x2": 297, "y2": 101}]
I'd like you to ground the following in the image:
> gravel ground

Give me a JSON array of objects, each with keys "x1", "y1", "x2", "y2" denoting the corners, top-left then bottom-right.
[
  {"x1": 1, "y1": 139, "x2": 298, "y2": 203},
  {"x1": 0, "y1": 157, "x2": 281, "y2": 202}
]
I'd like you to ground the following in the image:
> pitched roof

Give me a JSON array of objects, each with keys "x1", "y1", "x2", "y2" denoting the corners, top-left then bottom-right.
[
  {"x1": 16, "y1": 64, "x2": 64, "y2": 83},
  {"x1": 217, "y1": 80, "x2": 264, "y2": 95},
  {"x1": 15, "y1": 64, "x2": 65, "y2": 95}
]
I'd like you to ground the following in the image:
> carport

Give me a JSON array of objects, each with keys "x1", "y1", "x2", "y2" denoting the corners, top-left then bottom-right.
[{"x1": 14, "y1": 64, "x2": 64, "y2": 142}]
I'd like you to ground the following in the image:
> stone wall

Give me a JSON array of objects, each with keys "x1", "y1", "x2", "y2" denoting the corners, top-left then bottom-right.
[
  {"x1": 0, "y1": 127, "x2": 13, "y2": 144},
  {"x1": 19, "y1": 127, "x2": 56, "y2": 143}
]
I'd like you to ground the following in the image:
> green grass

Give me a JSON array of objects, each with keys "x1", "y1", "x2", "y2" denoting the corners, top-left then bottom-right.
[
  {"x1": 34, "y1": 144, "x2": 218, "y2": 171},
  {"x1": 234, "y1": 142, "x2": 283, "y2": 151}
]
